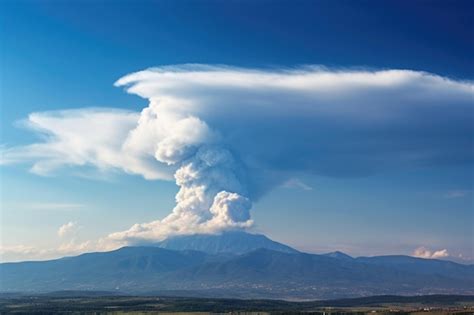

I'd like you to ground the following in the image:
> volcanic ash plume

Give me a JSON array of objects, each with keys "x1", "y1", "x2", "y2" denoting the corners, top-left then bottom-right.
[
  {"x1": 109, "y1": 100, "x2": 253, "y2": 243},
  {"x1": 3, "y1": 65, "x2": 473, "y2": 248}
]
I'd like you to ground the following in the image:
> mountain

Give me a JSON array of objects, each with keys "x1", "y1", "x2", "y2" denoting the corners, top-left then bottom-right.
[
  {"x1": 0, "y1": 247, "x2": 211, "y2": 293},
  {"x1": 1, "y1": 233, "x2": 473, "y2": 300},
  {"x1": 155, "y1": 231, "x2": 299, "y2": 254},
  {"x1": 354, "y1": 255, "x2": 471, "y2": 279},
  {"x1": 165, "y1": 248, "x2": 473, "y2": 299}
]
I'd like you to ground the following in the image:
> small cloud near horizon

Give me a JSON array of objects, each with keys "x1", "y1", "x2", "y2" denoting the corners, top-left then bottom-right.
[{"x1": 412, "y1": 246, "x2": 449, "y2": 259}]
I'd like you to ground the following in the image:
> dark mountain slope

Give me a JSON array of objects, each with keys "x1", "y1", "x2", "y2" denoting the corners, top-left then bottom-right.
[
  {"x1": 174, "y1": 248, "x2": 473, "y2": 286},
  {"x1": 0, "y1": 247, "x2": 209, "y2": 292},
  {"x1": 356, "y1": 255, "x2": 473, "y2": 279}
]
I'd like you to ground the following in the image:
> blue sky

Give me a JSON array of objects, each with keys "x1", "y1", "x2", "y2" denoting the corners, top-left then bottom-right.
[{"x1": 0, "y1": 0, "x2": 473, "y2": 262}]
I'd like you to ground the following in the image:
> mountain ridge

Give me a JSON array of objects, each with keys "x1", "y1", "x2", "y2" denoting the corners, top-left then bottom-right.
[{"x1": 1, "y1": 232, "x2": 473, "y2": 300}]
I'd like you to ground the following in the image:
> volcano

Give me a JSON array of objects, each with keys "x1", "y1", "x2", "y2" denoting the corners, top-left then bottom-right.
[{"x1": 1, "y1": 232, "x2": 473, "y2": 300}]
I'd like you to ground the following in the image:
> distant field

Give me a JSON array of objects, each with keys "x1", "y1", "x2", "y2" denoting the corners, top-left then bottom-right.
[{"x1": 0, "y1": 294, "x2": 473, "y2": 314}]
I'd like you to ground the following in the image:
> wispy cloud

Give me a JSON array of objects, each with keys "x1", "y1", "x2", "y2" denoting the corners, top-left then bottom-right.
[
  {"x1": 282, "y1": 178, "x2": 313, "y2": 191},
  {"x1": 0, "y1": 108, "x2": 169, "y2": 180},
  {"x1": 444, "y1": 190, "x2": 471, "y2": 199},
  {"x1": 6, "y1": 202, "x2": 85, "y2": 211}
]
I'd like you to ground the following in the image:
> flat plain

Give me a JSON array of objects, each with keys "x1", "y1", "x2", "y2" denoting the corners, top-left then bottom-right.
[{"x1": 1, "y1": 294, "x2": 473, "y2": 314}]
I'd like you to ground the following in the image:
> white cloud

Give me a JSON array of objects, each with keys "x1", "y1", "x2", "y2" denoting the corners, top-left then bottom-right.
[
  {"x1": 413, "y1": 246, "x2": 450, "y2": 259},
  {"x1": 57, "y1": 221, "x2": 78, "y2": 238},
  {"x1": 2, "y1": 65, "x2": 473, "y2": 246},
  {"x1": 431, "y1": 249, "x2": 450, "y2": 258},
  {"x1": 0, "y1": 108, "x2": 172, "y2": 180},
  {"x1": 4, "y1": 66, "x2": 473, "y2": 182}
]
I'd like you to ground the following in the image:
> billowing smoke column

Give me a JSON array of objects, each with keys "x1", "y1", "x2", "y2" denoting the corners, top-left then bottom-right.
[
  {"x1": 108, "y1": 99, "x2": 253, "y2": 243},
  {"x1": 2, "y1": 65, "x2": 474, "y2": 247}
]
